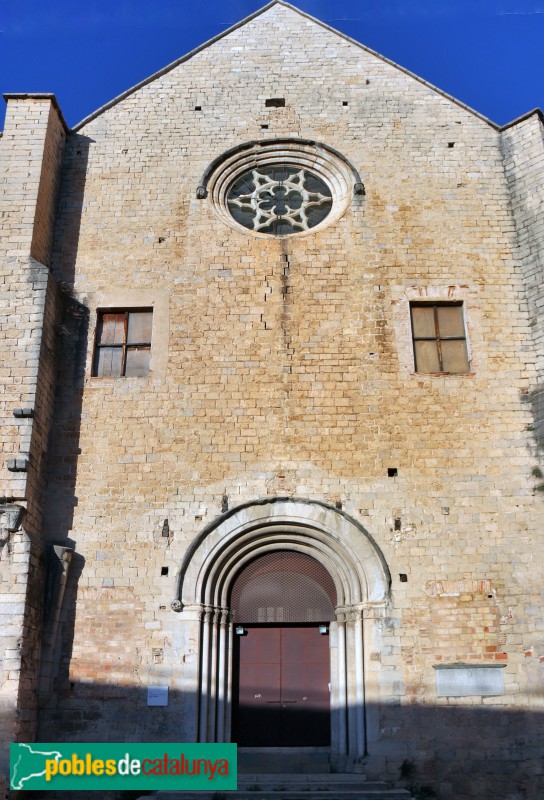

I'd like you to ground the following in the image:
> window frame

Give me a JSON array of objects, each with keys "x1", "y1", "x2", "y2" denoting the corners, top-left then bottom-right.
[
  {"x1": 410, "y1": 301, "x2": 470, "y2": 375},
  {"x1": 92, "y1": 308, "x2": 153, "y2": 378}
]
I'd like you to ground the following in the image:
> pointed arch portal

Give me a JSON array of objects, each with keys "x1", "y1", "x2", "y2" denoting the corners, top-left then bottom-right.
[{"x1": 172, "y1": 498, "x2": 390, "y2": 766}]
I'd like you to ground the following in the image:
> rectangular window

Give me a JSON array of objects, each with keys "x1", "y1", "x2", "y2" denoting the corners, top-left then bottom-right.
[
  {"x1": 92, "y1": 310, "x2": 152, "y2": 377},
  {"x1": 410, "y1": 302, "x2": 469, "y2": 374}
]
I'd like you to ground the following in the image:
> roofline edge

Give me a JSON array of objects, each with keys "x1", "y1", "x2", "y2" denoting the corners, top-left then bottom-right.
[
  {"x1": 71, "y1": 0, "x2": 503, "y2": 133},
  {"x1": 72, "y1": 1, "x2": 281, "y2": 132},
  {"x1": 500, "y1": 107, "x2": 544, "y2": 131},
  {"x1": 3, "y1": 92, "x2": 70, "y2": 133},
  {"x1": 276, "y1": 1, "x2": 500, "y2": 130}
]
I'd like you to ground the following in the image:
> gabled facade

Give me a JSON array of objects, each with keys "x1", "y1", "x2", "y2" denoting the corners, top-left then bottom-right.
[{"x1": 1, "y1": 3, "x2": 543, "y2": 798}]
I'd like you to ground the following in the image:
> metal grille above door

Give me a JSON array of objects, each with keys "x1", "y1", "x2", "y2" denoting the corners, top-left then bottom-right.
[{"x1": 230, "y1": 550, "x2": 337, "y2": 623}]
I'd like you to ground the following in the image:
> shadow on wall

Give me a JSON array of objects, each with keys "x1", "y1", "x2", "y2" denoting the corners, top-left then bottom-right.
[
  {"x1": 37, "y1": 549, "x2": 85, "y2": 712},
  {"x1": 42, "y1": 133, "x2": 93, "y2": 545},
  {"x1": 1, "y1": 682, "x2": 542, "y2": 800},
  {"x1": 4, "y1": 551, "x2": 544, "y2": 800},
  {"x1": 508, "y1": 167, "x2": 544, "y2": 460},
  {"x1": 527, "y1": 384, "x2": 544, "y2": 458}
]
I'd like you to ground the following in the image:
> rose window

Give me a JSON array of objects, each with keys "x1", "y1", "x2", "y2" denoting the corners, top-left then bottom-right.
[
  {"x1": 227, "y1": 166, "x2": 333, "y2": 235},
  {"x1": 201, "y1": 139, "x2": 364, "y2": 238}
]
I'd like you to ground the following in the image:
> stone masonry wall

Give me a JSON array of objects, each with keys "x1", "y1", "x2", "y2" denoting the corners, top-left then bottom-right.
[
  {"x1": 0, "y1": 95, "x2": 66, "y2": 518},
  {"x1": 0, "y1": 96, "x2": 65, "y2": 792},
  {"x1": 501, "y1": 112, "x2": 544, "y2": 453},
  {"x1": 27, "y1": 5, "x2": 544, "y2": 799}
]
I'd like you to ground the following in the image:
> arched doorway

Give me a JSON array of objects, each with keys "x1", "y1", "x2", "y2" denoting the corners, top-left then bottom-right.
[
  {"x1": 171, "y1": 498, "x2": 390, "y2": 769},
  {"x1": 230, "y1": 550, "x2": 336, "y2": 747}
]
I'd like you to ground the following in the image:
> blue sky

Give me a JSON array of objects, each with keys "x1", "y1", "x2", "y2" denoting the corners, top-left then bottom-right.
[{"x1": 0, "y1": 0, "x2": 542, "y2": 129}]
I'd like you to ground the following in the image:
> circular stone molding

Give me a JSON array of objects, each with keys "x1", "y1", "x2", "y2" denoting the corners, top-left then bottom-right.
[
  {"x1": 199, "y1": 139, "x2": 363, "y2": 238},
  {"x1": 172, "y1": 497, "x2": 390, "y2": 611}
]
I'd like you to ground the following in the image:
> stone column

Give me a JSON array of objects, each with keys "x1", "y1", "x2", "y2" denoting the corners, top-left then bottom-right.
[
  {"x1": 225, "y1": 618, "x2": 234, "y2": 743},
  {"x1": 174, "y1": 603, "x2": 202, "y2": 742},
  {"x1": 335, "y1": 608, "x2": 348, "y2": 756},
  {"x1": 198, "y1": 606, "x2": 213, "y2": 742},
  {"x1": 216, "y1": 609, "x2": 230, "y2": 742},
  {"x1": 353, "y1": 608, "x2": 366, "y2": 756},
  {"x1": 361, "y1": 603, "x2": 387, "y2": 757},
  {"x1": 345, "y1": 607, "x2": 365, "y2": 757},
  {"x1": 206, "y1": 608, "x2": 221, "y2": 740}
]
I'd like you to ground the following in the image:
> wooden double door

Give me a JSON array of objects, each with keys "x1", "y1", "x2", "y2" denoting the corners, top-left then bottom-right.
[{"x1": 232, "y1": 625, "x2": 331, "y2": 747}]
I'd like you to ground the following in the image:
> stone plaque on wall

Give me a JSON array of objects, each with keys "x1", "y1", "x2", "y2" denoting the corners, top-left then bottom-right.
[{"x1": 435, "y1": 665, "x2": 505, "y2": 697}]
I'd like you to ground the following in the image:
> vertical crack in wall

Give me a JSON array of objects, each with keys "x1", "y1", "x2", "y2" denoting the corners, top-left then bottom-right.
[{"x1": 280, "y1": 244, "x2": 293, "y2": 444}]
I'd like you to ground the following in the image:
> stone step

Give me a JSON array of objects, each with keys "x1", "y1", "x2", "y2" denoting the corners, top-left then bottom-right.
[
  {"x1": 137, "y1": 780, "x2": 413, "y2": 800},
  {"x1": 236, "y1": 777, "x2": 395, "y2": 790},
  {"x1": 231, "y1": 778, "x2": 411, "y2": 798},
  {"x1": 137, "y1": 791, "x2": 412, "y2": 800},
  {"x1": 223, "y1": 793, "x2": 411, "y2": 800},
  {"x1": 238, "y1": 747, "x2": 330, "y2": 777},
  {"x1": 238, "y1": 749, "x2": 331, "y2": 774}
]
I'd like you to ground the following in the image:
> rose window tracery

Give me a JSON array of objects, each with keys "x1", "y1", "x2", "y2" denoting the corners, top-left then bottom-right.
[
  {"x1": 227, "y1": 166, "x2": 333, "y2": 235},
  {"x1": 201, "y1": 139, "x2": 364, "y2": 238}
]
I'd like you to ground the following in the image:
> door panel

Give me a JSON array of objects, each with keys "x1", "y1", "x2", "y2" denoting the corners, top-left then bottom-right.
[
  {"x1": 235, "y1": 627, "x2": 281, "y2": 746},
  {"x1": 233, "y1": 626, "x2": 330, "y2": 746},
  {"x1": 280, "y1": 627, "x2": 330, "y2": 746}
]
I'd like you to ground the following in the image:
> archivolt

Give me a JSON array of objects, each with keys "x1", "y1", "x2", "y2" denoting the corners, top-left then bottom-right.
[{"x1": 172, "y1": 497, "x2": 390, "y2": 612}]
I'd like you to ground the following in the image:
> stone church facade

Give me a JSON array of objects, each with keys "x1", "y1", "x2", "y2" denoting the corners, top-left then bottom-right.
[{"x1": 1, "y1": 2, "x2": 543, "y2": 798}]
